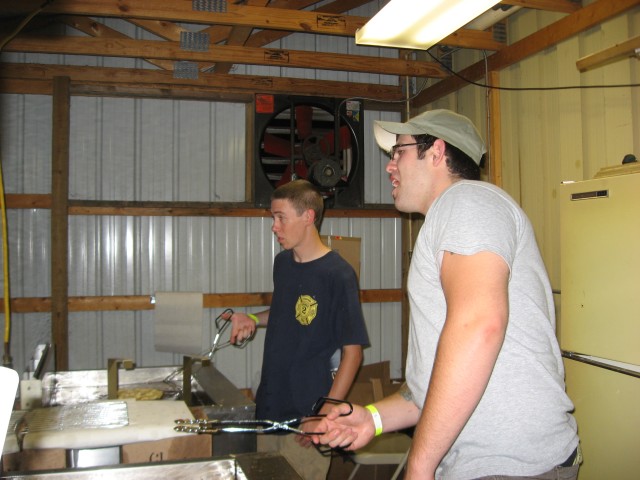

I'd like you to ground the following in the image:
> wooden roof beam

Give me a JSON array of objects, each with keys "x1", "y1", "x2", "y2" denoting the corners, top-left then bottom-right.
[
  {"x1": 59, "y1": 15, "x2": 175, "y2": 70},
  {"x1": 499, "y1": 0, "x2": 580, "y2": 14},
  {"x1": 213, "y1": 0, "x2": 270, "y2": 74},
  {"x1": 0, "y1": 62, "x2": 404, "y2": 102},
  {"x1": 576, "y1": 34, "x2": 640, "y2": 72},
  {"x1": 34, "y1": 0, "x2": 368, "y2": 36},
  {"x1": 5, "y1": 35, "x2": 447, "y2": 78}
]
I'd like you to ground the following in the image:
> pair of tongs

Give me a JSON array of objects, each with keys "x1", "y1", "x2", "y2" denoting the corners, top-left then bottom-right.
[
  {"x1": 207, "y1": 308, "x2": 255, "y2": 359},
  {"x1": 174, "y1": 397, "x2": 353, "y2": 436}
]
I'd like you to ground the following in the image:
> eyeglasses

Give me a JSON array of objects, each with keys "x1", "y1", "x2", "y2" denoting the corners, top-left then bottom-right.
[{"x1": 389, "y1": 142, "x2": 429, "y2": 159}]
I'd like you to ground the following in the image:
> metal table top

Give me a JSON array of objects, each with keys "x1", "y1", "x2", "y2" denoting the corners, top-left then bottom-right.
[{"x1": 0, "y1": 452, "x2": 301, "y2": 480}]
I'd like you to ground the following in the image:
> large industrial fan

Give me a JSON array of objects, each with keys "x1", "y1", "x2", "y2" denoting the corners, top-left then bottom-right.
[{"x1": 254, "y1": 94, "x2": 364, "y2": 208}]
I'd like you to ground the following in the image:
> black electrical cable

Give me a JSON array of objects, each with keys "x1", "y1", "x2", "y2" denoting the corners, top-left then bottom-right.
[
  {"x1": 341, "y1": 39, "x2": 640, "y2": 110},
  {"x1": 425, "y1": 48, "x2": 640, "y2": 91}
]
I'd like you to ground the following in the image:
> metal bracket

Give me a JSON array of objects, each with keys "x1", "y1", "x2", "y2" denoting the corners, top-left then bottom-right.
[
  {"x1": 107, "y1": 358, "x2": 136, "y2": 400},
  {"x1": 182, "y1": 355, "x2": 211, "y2": 406},
  {"x1": 180, "y1": 31, "x2": 210, "y2": 52},
  {"x1": 193, "y1": 0, "x2": 227, "y2": 13},
  {"x1": 174, "y1": 61, "x2": 199, "y2": 79}
]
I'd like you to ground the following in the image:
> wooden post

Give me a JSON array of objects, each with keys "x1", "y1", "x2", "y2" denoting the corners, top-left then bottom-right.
[
  {"x1": 488, "y1": 71, "x2": 502, "y2": 187},
  {"x1": 245, "y1": 100, "x2": 255, "y2": 203},
  {"x1": 51, "y1": 76, "x2": 70, "y2": 371}
]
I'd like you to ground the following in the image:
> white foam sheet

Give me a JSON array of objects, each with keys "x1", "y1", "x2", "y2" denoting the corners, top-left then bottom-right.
[
  {"x1": 22, "y1": 399, "x2": 196, "y2": 450},
  {"x1": 0, "y1": 366, "x2": 19, "y2": 453}
]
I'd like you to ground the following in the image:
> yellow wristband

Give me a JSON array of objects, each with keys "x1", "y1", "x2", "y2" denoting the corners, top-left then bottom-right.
[
  {"x1": 365, "y1": 404, "x2": 383, "y2": 436},
  {"x1": 247, "y1": 313, "x2": 259, "y2": 325}
]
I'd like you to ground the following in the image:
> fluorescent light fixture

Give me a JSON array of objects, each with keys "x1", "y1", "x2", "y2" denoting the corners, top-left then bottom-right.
[{"x1": 356, "y1": 0, "x2": 501, "y2": 50}]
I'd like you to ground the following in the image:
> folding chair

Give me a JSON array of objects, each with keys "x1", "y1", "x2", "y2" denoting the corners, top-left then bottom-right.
[{"x1": 346, "y1": 431, "x2": 411, "y2": 480}]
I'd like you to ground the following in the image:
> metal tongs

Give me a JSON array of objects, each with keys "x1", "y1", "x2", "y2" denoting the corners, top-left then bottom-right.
[
  {"x1": 207, "y1": 308, "x2": 255, "y2": 359},
  {"x1": 174, "y1": 397, "x2": 353, "y2": 436}
]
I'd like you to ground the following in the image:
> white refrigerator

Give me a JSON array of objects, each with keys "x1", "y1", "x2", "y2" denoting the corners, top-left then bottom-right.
[{"x1": 560, "y1": 172, "x2": 640, "y2": 480}]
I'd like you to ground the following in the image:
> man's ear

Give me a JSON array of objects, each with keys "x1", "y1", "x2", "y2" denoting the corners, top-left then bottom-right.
[
  {"x1": 305, "y1": 209, "x2": 315, "y2": 226},
  {"x1": 431, "y1": 138, "x2": 447, "y2": 166}
]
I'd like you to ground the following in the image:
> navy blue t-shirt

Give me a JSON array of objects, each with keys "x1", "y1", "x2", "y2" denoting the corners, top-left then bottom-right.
[{"x1": 255, "y1": 249, "x2": 369, "y2": 422}]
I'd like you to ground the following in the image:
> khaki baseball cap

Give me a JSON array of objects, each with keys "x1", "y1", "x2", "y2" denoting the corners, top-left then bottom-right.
[{"x1": 373, "y1": 109, "x2": 486, "y2": 165}]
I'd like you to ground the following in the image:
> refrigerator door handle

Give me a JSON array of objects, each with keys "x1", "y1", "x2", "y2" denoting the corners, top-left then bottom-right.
[{"x1": 562, "y1": 351, "x2": 640, "y2": 379}]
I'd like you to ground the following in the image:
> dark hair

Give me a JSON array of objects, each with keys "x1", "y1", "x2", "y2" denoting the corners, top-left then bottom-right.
[
  {"x1": 271, "y1": 179, "x2": 325, "y2": 229},
  {"x1": 413, "y1": 134, "x2": 481, "y2": 181}
]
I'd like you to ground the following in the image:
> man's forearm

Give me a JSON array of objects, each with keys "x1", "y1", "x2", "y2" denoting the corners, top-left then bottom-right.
[
  {"x1": 373, "y1": 389, "x2": 422, "y2": 433},
  {"x1": 408, "y1": 312, "x2": 506, "y2": 477},
  {"x1": 327, "y1": 344, "x2": 362, "y2": 400},
  {"x1": 254, "y1": 309, "x2": 270, "y2": 327}
]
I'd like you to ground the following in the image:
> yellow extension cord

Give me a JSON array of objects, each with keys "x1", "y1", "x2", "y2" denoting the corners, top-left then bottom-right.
[
  {"x1": 0, "y1": 0, "x2": 51, "y2": 367},
  {"x1": 0, "y1": 153, "x2": 11, "y2": 366}
]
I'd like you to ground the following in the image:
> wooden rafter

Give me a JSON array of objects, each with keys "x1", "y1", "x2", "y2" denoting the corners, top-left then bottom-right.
[
  {"x1": 4, "y1": 36, "x2": 447, "y2": 78},
  {"x1": 0, "y1": 63, "x2": 404, "y2": 102},
  {"x1": 27, "y1": 1, "x2": 369, "y2": 36},
  {"x1": 212, "y1": 0, "x2": 270, "y2": 74},
  {"x1": 500, "y1": 0, "x2": 580, "y2": 14},
  {"x1": 58, "y1": 15, "x2": 175, "y2": 70},
  {"x1": 576, "y1": 34, "x2": 640, "y2": 72}
]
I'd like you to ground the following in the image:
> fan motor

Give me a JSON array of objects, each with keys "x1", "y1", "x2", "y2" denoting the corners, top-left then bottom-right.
[{"x1": 308, "y1": 157, "x2": 342, "y2": 188}]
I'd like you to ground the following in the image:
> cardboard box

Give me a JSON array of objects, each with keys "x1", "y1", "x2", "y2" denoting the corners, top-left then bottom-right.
[
  {"x1": 2, "y1": 448, "x2": 67, "y2": 473},
  {"x1": 321, "y1": 235, "x2": 361, "y2": 280},
  {"x1": 346, "y1": 361, "x2": 401, "y2": 406},
  {"x1": 355, "y1": 360, "x2": 392, "y2": 384},
  {"x1": 121, "y1": 434, "x2": 212, "y2": 464},
  {"x1": 2, "y1": 435, "x2": 212, "y2": 473}
]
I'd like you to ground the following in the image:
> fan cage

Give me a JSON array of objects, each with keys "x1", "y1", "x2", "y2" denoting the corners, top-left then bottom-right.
[{"x1": 254, "y1": 95, "x2": 364, "y2": 208}]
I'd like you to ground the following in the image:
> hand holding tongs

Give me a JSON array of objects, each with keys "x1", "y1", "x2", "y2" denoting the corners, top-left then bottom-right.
[
  {"x1": 174, "y1": 397, "x2": 353, "y2": 436},
  {"x1": 207, "y1": 308, "x2": 255, "y2": 359}
]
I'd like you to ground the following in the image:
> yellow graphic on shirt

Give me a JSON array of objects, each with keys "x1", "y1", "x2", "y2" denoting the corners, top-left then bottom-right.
[{"x1": 295, "y1": 295, "x2": 318, "y2": 325}]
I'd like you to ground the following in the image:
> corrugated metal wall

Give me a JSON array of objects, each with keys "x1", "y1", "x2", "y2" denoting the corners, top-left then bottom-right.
[
  {"x1": 0, "y1": 94, "x2": 404, "y2": 387},
  {"x1": 0, "y1": 1, "x2": 406, "y2": 388}
]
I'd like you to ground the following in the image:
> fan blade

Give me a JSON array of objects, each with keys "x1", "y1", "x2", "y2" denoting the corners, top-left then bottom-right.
[
  {"x1": 263, "y1": 133, "x2": 293, "y2": 158},
  {"x1": 319, "y1": 125, "x2": 352, "y2": 154}
]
